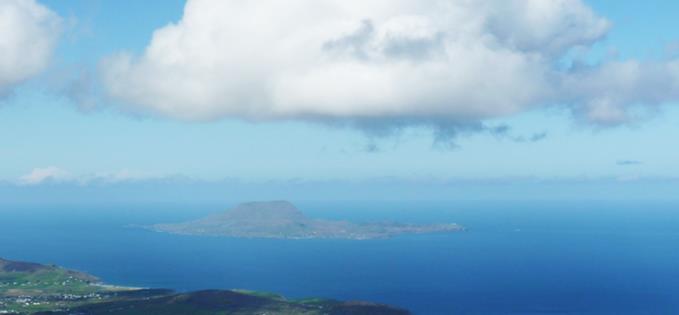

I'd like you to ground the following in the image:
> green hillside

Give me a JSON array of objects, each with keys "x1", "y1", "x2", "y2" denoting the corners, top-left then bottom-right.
[{"x1": 0, "y1": 258, "x2": 409, "y2": 315}]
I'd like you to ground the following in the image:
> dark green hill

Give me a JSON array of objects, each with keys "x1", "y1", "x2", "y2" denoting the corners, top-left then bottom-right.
[
  {"x1": 0, "y1": 259, "x2": 51, "y2": 273},
  {"x1": 40, "y1": 289, "x2": 409, "y2": 315}
]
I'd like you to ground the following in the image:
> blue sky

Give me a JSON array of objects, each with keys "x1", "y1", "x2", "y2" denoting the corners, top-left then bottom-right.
[{"x1": 1, "y1": 0, "x2": 679, "y2": 200}]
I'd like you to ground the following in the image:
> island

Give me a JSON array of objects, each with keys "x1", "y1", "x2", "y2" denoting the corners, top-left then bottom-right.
[
  {"x1": 149, "y1": 201, "x2": 464, "y2": 240},
  {"x1": 0, "y1": 257, "x2": 410, "y2": 314}
]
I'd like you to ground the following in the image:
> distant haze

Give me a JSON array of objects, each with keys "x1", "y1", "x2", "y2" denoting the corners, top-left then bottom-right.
[{"x1": 1, "y1": 177, "x2": 678, "y2": 206}]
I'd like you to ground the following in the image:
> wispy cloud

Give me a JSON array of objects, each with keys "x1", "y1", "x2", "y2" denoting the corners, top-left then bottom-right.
[
  {"x1": 617, "y1": 160, "x2": 643, "y2": 166},
  {"x1": 17, "y1": 168, "x2": 161, "y2": 186},
  {"x1": 18, "y1": 167, "x2": 71, "y2": 185},
  {"x1": 87, "y1": 169, "x2": 158, "y2": 183}
]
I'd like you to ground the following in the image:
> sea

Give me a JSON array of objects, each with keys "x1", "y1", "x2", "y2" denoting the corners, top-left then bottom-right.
[{"x1": 1, "y1": 200, "x2": 679, "y2": 315}]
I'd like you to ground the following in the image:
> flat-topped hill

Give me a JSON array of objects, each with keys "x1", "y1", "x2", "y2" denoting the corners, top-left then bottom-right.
[{"x1": 206, "y1": 200, "x2": 308, "y2": 223}]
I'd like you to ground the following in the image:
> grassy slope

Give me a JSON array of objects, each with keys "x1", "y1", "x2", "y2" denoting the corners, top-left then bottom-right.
[
  {"x1": 0, "y1": 261, "x2": 113, "y2": 313},
  {"x1": 0, "y1": 268, "x2": 98, "y2": 296}
]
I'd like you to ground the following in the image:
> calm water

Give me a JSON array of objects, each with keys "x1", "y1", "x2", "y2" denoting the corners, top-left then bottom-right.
[{"x1": 1, "y1": 200, "x2": 679, "y2": 314}]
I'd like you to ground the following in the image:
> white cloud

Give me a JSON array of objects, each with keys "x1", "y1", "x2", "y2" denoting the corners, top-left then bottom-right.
[
  {"x1": 18, "y1": 166, "x2": 70, "y2": 185},
  {"x1": 0, "y1": 0, "x2": 62, "y2": 96},
  {"x1": 99, "y1": 0, "x2": 679, "y2": 132}
]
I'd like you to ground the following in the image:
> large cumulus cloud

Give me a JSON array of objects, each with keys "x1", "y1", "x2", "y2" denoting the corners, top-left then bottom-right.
[
  {"x1": 100, "y1": 0, "x2": 679, "y2": 131},
  {"x1": 0, "y1": 0, "x2": 61, "y2": 96}
]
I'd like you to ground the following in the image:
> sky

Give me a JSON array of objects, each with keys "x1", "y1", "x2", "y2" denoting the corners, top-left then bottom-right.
[{"x1": 1, "y1": 0, "x2": 679, "y2": 201}]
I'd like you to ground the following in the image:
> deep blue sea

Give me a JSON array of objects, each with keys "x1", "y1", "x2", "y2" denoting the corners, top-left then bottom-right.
[{"x1": 2, "y1": 200, "x2": 679, "y2": 314}]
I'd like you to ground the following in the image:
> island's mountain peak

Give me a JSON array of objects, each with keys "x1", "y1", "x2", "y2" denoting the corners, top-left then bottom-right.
[
  {"x1": 234, "y1": 200, "x2": 298, "y2": 212},
  {"x1": 220, "y1": 200, "x2": 307, "y2": 222},
  {"x1": 239, "y1": 200, "x2": 295, "y2": 207}
]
